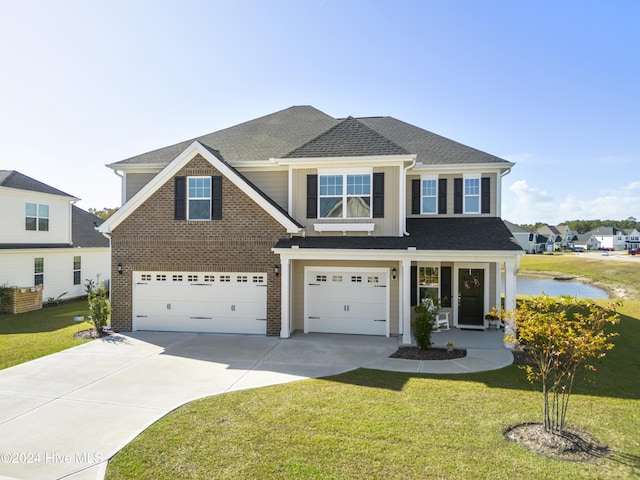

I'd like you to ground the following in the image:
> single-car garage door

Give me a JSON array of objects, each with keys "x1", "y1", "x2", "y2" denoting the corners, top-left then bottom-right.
[
  {"x1": 133, "y1": 271, "x2": 267, "y2": 334},
  {"x1": 305, "y1": 267, "x2": 388, "y2": 336}
]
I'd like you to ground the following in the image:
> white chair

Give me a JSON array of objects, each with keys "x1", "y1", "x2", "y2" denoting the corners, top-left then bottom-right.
[{"x1": 434, "y1": 312, "x2": 450, "y2": 331}]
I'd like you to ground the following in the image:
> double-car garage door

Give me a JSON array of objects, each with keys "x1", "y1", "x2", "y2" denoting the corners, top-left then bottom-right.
[{"x1": 133, "y1": 271, "x2": 267, "y2": 334}]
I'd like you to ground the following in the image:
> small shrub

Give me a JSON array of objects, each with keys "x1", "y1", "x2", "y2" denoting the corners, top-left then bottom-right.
[
  {"x1": 413, "y1": 297, "x2": 440, "y2": 350},
  {"x1": 85, "y1": 279, "x2": 111, "y2": 335}
]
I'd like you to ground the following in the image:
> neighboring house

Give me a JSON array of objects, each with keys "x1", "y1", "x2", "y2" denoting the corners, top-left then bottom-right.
[
  {"x1": 574, "y1": 233, "x2": 595, "y2": 250},
  {"x1": 0, "y1": 171, "x2": 110, "y2": 302},
  {"x1": 504, "y1": 220, "x2": 542, "y2": 253},
  {"x1": 99, "y1": 106, "x2": 523, "y2": 345},
  {"x1": 585, "y1": 226, "x2": 633, "y2": 250},
  {"x1": 537, "y1": 224, "x2": 576, "y2": 252},
  {"x1": 625, "y1": 229, "x2": 640, "y2": 250}
]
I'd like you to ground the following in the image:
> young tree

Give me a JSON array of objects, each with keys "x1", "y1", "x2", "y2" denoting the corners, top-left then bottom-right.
[
  {"x1": 413, "y1": 297, "x2": 440, "y2": 350},
  {"x1": 507, "y1": 295, "x2": 620, "y2": 432},
  {"x1": 85, "y1": 279, "x2": 111, "y2": 336}
]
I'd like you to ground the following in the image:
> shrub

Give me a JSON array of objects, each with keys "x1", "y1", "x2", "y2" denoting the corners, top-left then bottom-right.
[
  {"x1": 413, "y1": 297, "x2": 440, "y2": 350},
  {"x1": 85, "y1": 279, "x2": 111, "y2": 335}
]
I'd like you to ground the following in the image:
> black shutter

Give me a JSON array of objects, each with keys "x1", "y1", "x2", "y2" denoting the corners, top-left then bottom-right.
[
  {"x1": 481, "y1": 177, "x2": 490, "y2": 214},
  {"x1": 438, "y1": 178, "x2": 447, "y2": 214},
  {"x1": 440, "y1": 266, "x2": 452, "y2": 307},
  {"x1": 454, "y1": 178, "x2": 463, "y2": 214},
  {"x1": 410, "y1": 265, "x2": 417, "y2": 307},
  {"x1": 411, "y1": 179, "x2": 420, "y2": 215},
  {"x1": 373, "y1": 172, "x2": 384, "y2": 218},
  {"x1": 174, "y1": 176, "x2": 186, "y2": 220},
  {"x1": 306, "y1": 174, "x2": 317, "y2": 218},
  {"x1": 211, "y1": 176, "x2": 222, "y2": 220}
]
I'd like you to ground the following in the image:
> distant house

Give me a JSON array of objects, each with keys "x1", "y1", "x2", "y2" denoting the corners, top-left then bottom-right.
[
  {"x1": 585, "y1": 226, "x2": 636, "y2": 250},
  {"x1": 537, "y1": 224, "x2": 576, "y2": 252},
  {"x1": 504, "y1": 221, "x2": 542, "y2": 253},
  {"x1": 0, "y1": 171, "x2": 110, "y2": 303}
]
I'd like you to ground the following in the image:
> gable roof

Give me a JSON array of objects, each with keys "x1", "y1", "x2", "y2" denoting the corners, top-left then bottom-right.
[
  {"x1": 586, "y1": 226, "x2": 627, "y2": 236},
  {"x1": 72, "y1": 206, "x2": 110, "y2": 247},
  {"x1": 503, "y1": 220, "x2": 533, "y2": 234},
  {"x1": 0, "y1": 170, "x2": 76, "y2": 199},
  {"x1": 283, "y1": 116, "x2": 409, "y2": 158},
  {"x1": 108, "y1": 106, "x2": 512, "y2": 169},
  {"x1": 100, "y1": 141, "x2": 302, "y2": 234}
]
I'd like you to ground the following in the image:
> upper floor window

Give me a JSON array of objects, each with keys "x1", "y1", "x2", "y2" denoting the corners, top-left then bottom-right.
[
  {"x1": 26, "y1": 203, "x2": 49, "y2": 231},
  {"x1": 187, "y1": 177, "x2": 211, "y2": 220},
  {"x1": 319, "y1": 173, "x2": 371, "y2": 218},
  {"x1": 464, "y1": 176, "x2": 480, "y2": 214},
  {"x1": 421, "y1": 176, "x2": 437, "y2": 214}
]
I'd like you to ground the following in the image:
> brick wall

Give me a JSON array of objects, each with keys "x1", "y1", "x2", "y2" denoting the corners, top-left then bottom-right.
[{"x1": 110, "y1": 154, "x2": 287, "y2": 335}]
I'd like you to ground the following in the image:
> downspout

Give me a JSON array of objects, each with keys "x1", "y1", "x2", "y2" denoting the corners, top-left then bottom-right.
[
  {"x1": 402, "y1": 157, "x2": 417, "y2": 236},
  {"x1": 113, "y1": 169, "x2": 125, "y2": 206},
  {"x1": 498, "y1": 167, "x2": 512, "y2": 218}
]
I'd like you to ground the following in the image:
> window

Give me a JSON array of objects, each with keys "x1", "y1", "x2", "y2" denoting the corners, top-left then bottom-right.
[
  {"x1": 464, "y1": 176, "x2": 480, "y2": 213},
  {"x1": 421, "y1": 176, "x2": 437, "y2": 214},
  {"x1": 319, "y1": 173, "x2": 371, "y2": 218},
  {"x1": 73, "y1": 256, "x2": 81, "y2": 285},
  {"x1": 418, "y1": 265, "x2": 439, "y2": 303},
  {"x1": 34, "y1": 258, "x2": 44, "y2": 286},
  {"x1": 187, "y1": 177, "x2": 211, "y2": 220},
  {"x1": 26, "y1": 203, "x2": 49, "y2": 231}
]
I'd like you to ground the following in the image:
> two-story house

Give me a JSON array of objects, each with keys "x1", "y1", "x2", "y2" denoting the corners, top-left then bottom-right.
[
  {"x1": 0, "y1": 171, "x2": 110, "y2": 303},
  {"x1": 99, "y1": 106, "x2": 522, "y2": 345}
]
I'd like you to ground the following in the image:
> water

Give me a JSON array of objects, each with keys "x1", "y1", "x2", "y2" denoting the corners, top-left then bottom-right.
[{"x1": 516, "y1": 274, "x2": 609, "y2": 299}]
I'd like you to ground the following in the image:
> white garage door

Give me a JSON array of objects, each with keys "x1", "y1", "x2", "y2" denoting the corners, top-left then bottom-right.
[
  {"x1": 133, "y1": 271, "x2": 267, "y2": 334},
  {"x1": 305, "y1": 268, "x2": 388, "y2": 336}
]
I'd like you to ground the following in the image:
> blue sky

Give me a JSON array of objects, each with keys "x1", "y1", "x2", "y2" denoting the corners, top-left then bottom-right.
[{"x1": 1, "y1": 0, "x2": 638, "y2": 225}]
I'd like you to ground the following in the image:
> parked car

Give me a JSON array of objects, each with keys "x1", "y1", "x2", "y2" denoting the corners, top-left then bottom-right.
[
  {"x1": 571, "y1": 247, "x2": 585, "y2": 252},
  {"x1": 629, "y1": 248, "x2": 639, "y2": 255}
]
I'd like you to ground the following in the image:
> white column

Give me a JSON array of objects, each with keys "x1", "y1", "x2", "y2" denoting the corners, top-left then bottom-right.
[
  {"x1": 280, "y1": 257, "x2": 291, "y2": 338},
  {"x1": 401, "y1": 258, "x2": 412, "y2": 345},
  {"x1": 503, "y1": 260, "x2": 517, "y2": 348},
  {"x1": 495, "y1": 261, "x2": 502, "y2": 309}
]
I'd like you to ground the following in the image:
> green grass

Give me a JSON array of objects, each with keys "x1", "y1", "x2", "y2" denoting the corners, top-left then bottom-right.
[
  {"x1": 107, "y1": 301, "x2": 640, "y2": 478},
  {"x1": 0, "y1": 301, "x2": 93, "y2": 370}
]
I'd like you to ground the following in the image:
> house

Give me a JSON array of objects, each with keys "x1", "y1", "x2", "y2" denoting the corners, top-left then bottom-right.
[
  {"x1": 0, "y1": 171, "x2": 110, "y2": 303},
  {"x1": 537, "y1": 224, "x2": 576, "y2": 252},
  {"x1": 585, "y1": 226, "x2": 635, "y2": 250},
  {"x1": 504, "y1": 221, "x2": 542, "y2": 253},
  {"x1": 99, "y1": 106, "x2": 523, "y2": 345}
]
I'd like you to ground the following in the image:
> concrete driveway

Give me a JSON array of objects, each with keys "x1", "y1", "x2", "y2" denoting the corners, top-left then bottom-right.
[{"x1": 0, "y1": 330, "x2": 511, "y2": 480}]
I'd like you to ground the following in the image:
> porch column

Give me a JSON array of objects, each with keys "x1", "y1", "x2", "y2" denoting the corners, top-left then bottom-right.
[
  {"x1": 401, "y1": 258, "x2": 412, "y2": 345},
  {"x1": 280, "y1": 256, "x2": 291, "y2": 338},
  {"x1": 495, "y1": 261, "x2": 502, "y2": 309},
  {"x1": 503, "y1": 260, "x2": 517, "y2": 348}
]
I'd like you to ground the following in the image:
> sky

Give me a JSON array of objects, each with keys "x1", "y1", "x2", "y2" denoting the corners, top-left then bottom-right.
[{"x1": 1, "y1": 0, "x2": 638, "y2": 225}]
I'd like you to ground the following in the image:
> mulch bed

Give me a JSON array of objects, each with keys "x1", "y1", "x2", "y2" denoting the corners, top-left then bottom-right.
[
  {"x1": 504, "y1": 423, "x2": 609, "y2": 462},
  {"x1": 389, "y1": 346, "x2": 467, "y2": 360},
  {"x1": 74, "y1": 328, "x2": 114, "y2": 339}
]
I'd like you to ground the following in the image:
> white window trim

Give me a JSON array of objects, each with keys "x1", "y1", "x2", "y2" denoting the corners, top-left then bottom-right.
[
  {"x1": 417, "y1": 262, "x2": 440, "y2": 302},
  {"x1": 187, "y1": 176, "x2": 211, "y2": 221},
  {"x1": 463, "y1": 174, "x2": 481, "y2": 214},
  {"x1": 317, "y1": 168, "x2": 373, "y2": 220},
  {"x1": 420, "y1": 175, "x2": 438, "y2": 215}
]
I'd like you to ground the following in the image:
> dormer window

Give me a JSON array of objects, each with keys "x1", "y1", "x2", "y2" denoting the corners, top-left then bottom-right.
[
  {"x1": 319, "y1": 171, "x2": 371, "y2": 218},
  {"x1": 25, "y1": 203, "x2": 49, "y2": 231}
]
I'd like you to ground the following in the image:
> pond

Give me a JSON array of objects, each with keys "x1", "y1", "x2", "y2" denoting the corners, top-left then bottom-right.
[{"x1": 516, "y1": 274, "x2": 609, "y2": 299}]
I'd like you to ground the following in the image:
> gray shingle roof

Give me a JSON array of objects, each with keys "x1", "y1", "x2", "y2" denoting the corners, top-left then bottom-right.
[
  {"x1": 274, "y1": 218, "x2": 522, "y2": 251},
  {"x1": 109, "y1": 106, "x2": 512, "y2": 168},
  {"x1": 112, "y1": 106, "x2": 339, "y2": 166},
  {"x1": 283, "y1": 117, "x2": 409, "y2": 158},
  {"x1": 0, "y1": 170, "x2": 76, "y2": 198},
  {"x1": 72, "y1": 206, "x2": 110, "y2": 247}
]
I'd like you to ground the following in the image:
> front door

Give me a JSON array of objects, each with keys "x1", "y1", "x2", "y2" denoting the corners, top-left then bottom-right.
[{"x1": 458, "y1": 268, "x2": 484, "y2": 327}]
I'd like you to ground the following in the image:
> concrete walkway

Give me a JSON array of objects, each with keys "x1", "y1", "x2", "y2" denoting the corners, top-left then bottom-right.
[{"x1": 0, "y1": 329, "x2": 512, "y2": 480}]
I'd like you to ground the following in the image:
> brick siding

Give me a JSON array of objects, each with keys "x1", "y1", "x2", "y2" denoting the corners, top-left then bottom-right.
[{"x1": 110, "y1": 154, "x2": 287, "y2": 335}]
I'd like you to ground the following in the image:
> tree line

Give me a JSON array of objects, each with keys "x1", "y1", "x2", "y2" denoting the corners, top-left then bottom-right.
[{"x1": 520, "y1": 217, "x2": 639, "y2": 234}]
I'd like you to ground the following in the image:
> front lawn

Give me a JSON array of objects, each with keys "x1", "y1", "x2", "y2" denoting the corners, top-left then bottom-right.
[
  {"x1": 0, "y1": 301, "x2": 93, "y2": 370},
  {"x1": 106, "y1": 300, "x2": 640, "y2": 479}
]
